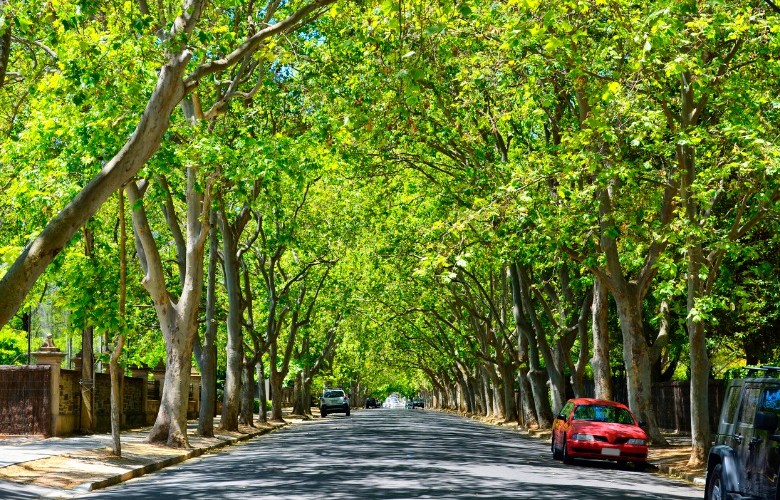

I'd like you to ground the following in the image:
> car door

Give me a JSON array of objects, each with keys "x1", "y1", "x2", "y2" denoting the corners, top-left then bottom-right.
[
  {"x1": 751, "y1": 385, "x2": 780, "y2": 499},
  {"x1": 734, "y1": 384, "x2": 761, "y2": 495},
  {"x1": 553, "y1": 401, "x2": 575, "y2": 451}
]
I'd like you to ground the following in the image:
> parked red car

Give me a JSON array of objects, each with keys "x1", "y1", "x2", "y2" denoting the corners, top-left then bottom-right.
[{"x1": 551, "y1": 398, "x2": 648, "y2": 470}]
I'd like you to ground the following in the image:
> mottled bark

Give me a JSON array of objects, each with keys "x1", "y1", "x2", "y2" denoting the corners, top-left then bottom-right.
[
  {"x1": 195, "y1": 211, "x2": 218, "y2": 437},
  {"x1": 517, "y1": 365, "x2": 538, "y2": 429},
  {"x1": 240, "y1": 354, "x2": 255, "y2": 426},
  {"x1": 109, "y1": 189, "x2": 127, "y2": 456},
  {"x1": 128, "y1": 168, "x2": 210, "y2": 448},
  {"x1": 269, "y1": 369, "x2": 285, "y2": 422},
  {"x1": 257, "y1": 358, "x2": 268, "y2": 424},
  {"x1": 499, "y1": 361, "x2": 517, "y2": 422},
  {"x1": 613, "y1": 292, "x2": 666, "y2": 445},
  {"x1": 219, "y1": 209, "x2": 243, "y2": 431},
  {"x1": 590, "y1": 276, "x2": 612, "y2": 400},
  {"x1": 509, "y1": 263, "x2": 552, "y2": 427}
]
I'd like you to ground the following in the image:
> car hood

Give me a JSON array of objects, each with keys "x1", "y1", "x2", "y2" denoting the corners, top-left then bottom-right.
[{"x1": 570, "y1": 421, "x2": 647, "y2": 441}]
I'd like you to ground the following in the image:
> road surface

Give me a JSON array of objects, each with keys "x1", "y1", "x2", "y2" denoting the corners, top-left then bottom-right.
[{"x1": 81, "y1": 409, "x2": 702, "y2": 499}]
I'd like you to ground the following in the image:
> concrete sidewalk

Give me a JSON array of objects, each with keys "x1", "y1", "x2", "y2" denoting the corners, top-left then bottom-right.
[{"x1": 0, "y1": 414, "x2": 305, "y2": 498}]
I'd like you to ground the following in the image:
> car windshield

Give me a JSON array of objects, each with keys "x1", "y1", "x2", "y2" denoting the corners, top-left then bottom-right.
[
  {"x1": 573, "y1": 404, "x2": 635, "y2": 425},
  {"x1": 323, "y1": 391, "x2": 344, "y2": 398}
]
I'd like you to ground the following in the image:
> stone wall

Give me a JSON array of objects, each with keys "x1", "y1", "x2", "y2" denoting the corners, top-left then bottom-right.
[
  {"x1": 123, "y1": 376, "x2": 145, "y2": 428},
  {"x1": 58, "y1": 369, "x2": 81, "y2": 435},
  {"x1": 1, "y1": 363, "x2": 201, "y2": 436}
]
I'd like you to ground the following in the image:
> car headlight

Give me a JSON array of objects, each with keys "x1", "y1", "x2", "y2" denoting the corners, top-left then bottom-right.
[
  {"x1": 571, "y1": 433, "x2": 595, "y2": 441},
  {"x1": 627, "y1": 438, "x2": 646, "y2": 446}
]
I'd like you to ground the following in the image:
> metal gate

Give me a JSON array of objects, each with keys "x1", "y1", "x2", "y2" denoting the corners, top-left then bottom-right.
[{"x1": 0, "y1": 365, "x2": 51, "y2": 436}]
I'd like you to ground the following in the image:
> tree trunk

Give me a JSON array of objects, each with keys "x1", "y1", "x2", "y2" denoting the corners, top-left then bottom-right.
[
  {"x1": 509, "y1": 263, "x2": 553, "y2": 427},
  {"x1": 488, "y1": 366, "x2": 505, "y2": 419},
  {"x1": 128, "y1": 170, "x2": 209, "y2": 448},
  {"x1": 480, "y1": 369, "x2": 492, "y2": 417},
  {"x1": 302, "y1": 378, "x2": 313, "y2": 416},
  {"x1": 613, "y1": 292, "x2": 667, "y2": 445},
  {"x1": 257, "y1": 358, "x2": 268, "y2": 424},
  {"x1": 219, "y1": 212, "x2": 243, "y2": 432},
  {"x1": 109, "y1": 188, "x2": 128, "y2": 456},
  {"x1": 146, "y1": 307, "x2": 197, "y2": 447},
  {"x1": 499, "y1": 360, "x2": 517, "y2": 423},
  {"x1": 680, "y1": 141, "x2": 711, "y2": 466},
  {"x1": 269, "y1": 371, "x2": 285, "y2": 422},
  {"x1": 591, "y1": 276, "x2": 613, "y2": 400},
  {"x1": 80, "y1": 228, "x2": 95, "y2": 433},
  {"x1": 516, "y1": 264, "x2": 566, "y2": 414},
  {"x1": 80, "y1": 325, "x2": 95, "y2": 432},
  {"x1": 109, "y1": 345, "x2": 124, "y2": 456},
  {"x1": 196, "y1": 211, "x2": 218, "y2": 437},
  {"x1": 239, "y1": 356, "x2": 255, "y2": 426},
  {"x1": 292, "y1": 372, "x2": 307, "y2": 415},
  {"x1": 517, "y1": 365, "x2": 538, "y2": 429}
]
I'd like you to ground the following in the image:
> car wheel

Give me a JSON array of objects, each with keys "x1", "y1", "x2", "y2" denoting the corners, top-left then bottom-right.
[
  {"x1": 551, "y1": 435, "x2": 562, "y2": 460},
  {"x1": 321, "y1": 409, "x2": 327, "y2": 418},
  {"x1": 706, "y1": 464, "x2": 723, "y2": 500},
  {"x1": 562, "y1": 438, "x2": 573, "y2": 465},
  {"x1": 633, "y1": 461, "x2": 648, "y2": 472},
  {"x1": 346, "y1": 408, "x2": 351, "y2": 416}
]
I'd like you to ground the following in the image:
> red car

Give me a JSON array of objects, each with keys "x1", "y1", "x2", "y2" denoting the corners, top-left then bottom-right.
[{"x1": 551, "y1": 398, "x2": 648, "y2": 470}]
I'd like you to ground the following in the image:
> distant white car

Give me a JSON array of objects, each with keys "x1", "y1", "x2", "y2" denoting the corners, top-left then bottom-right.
[
  {"x1": 383, "y1": 393, "x2": 405, "y2": 409},
  {"x1": 320, "y1": 389, "x2": 350, "y2": 417}
]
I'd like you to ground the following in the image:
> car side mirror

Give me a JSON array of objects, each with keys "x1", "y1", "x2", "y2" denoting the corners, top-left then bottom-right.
[
  {"x1": 755, "y1": 411, "x2": 779, "y2": 433},
  {"x1": 555, "y1": 414, "x2": 566, "y2": 421},
  {"x1": 638, "y1": 421, "x2": 647, "y2": 428}
]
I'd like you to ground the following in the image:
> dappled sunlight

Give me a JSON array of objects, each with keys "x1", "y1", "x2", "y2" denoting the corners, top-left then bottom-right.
[{"x1": 83, "y1": 410, "x2": 699, "y2": 499}]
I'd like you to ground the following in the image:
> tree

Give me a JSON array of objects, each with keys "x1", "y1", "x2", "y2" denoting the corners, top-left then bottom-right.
[
  {"x1": 127, "y1": 166, "x2": 211, "y2": 447},
  {"x1": 0, "y1": 0, "x2": 337, "y2": 331}
]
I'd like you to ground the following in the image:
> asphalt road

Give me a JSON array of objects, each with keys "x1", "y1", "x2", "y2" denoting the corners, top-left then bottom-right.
[{"x1": 80, "y1": 409, "x2": 702, "y2": 499}]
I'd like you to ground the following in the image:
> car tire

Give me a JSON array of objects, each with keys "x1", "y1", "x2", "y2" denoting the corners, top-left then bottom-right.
[
  {"x1": 706, "y1": 464, "x2": 723, "y2": 500},
  {"x1": 321, "y1": 409, "x2": 327, "y2": 418},
  {"x1": 346, "y1": 408, "x2": 351, "y2": 416},
  {"x1": 551, "y1": 436, "x2": 562, "y2": 460},
  {"x1": 562, "y1": 438, "x2": 573, "y2": 465},
  {"x1": 633, "y1": 461, "x2": 648, "y2": 472}
]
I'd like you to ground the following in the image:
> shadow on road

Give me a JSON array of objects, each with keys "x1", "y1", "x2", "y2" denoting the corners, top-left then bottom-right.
[{"x1": 86, "y1": 410, "x2": 699, "y2": 499}]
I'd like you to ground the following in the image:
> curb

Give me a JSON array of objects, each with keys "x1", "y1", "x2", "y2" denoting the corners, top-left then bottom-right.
[
  {"x1": 652, "y1": 462, "x2": 707, "y2": 487},
  {"x1": 74, "y1": 423, "x2": 287, "y2": 492}
]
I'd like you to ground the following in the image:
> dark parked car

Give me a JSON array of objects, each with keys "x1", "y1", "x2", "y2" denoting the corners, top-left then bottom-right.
[
  {"x1": 365, "y1": 397, "x2": 380, "y2": 409},
  {"x1": 407, "y1": 398, "x2": 424, "y2": 409},
  {"x1": 551, "y1": 398, "x2": 648, "y2": 470},
  {"x1": 705, "y1": 366, "x2": 780, "y2": 500}
]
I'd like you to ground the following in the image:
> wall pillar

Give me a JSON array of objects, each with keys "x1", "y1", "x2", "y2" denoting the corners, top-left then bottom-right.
[{"x1": 32, "y1": 335, "x2": 66, "y2": 437}]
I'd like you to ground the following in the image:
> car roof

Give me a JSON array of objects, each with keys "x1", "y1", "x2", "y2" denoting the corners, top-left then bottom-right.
[{"x1": 567, "y1": 398, "x2": 630, "y2": 409}]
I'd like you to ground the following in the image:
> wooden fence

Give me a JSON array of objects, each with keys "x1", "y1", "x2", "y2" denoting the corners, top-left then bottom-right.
[{"x1": 582, "y1": 377, "x2": 725, "y2": 433}]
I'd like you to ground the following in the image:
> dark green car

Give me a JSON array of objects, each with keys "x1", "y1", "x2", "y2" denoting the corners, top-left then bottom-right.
[{"x1": 706, "y1": 366, "x2": 780, "y2": 500}]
